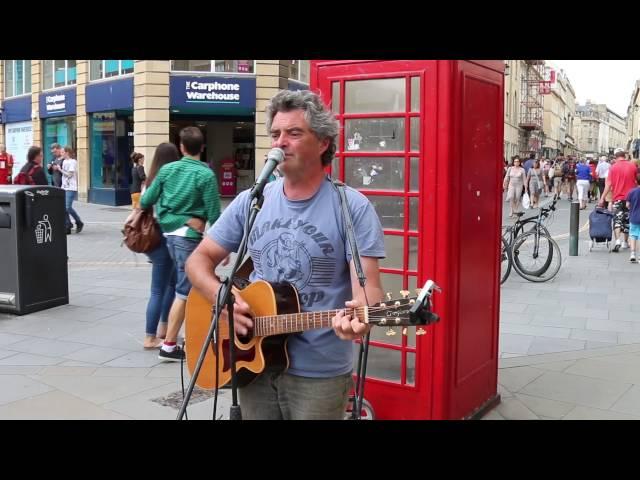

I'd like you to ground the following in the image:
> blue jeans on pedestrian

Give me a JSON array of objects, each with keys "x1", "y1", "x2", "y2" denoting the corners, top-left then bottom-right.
[
  {"x1": 145, "y1": 236, "x2": 177, "y2": 336},
  {"x1": 165, "y1": 235, "x2": 200, "y2": 300},
  {"x1": 64, "y1": 190, "x2": 82, "y2": 229}
]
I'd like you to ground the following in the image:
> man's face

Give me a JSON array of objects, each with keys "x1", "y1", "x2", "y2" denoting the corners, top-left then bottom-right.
[{"x1": 270, "y1": 109, "x2": 329, "y2": 178}]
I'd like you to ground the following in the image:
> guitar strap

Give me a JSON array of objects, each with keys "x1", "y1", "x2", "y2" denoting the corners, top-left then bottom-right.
[{"x1": 328, "y1": 176, "x2": 367, "y2": 287}]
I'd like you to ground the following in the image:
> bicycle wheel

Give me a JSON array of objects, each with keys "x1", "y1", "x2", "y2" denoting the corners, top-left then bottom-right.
[
  {"x1": 518, "y1": 220, "x2": 550, "y2": 238},
  {"x1": 500, "y1": 236, "x2": 512, "y2": 284},
  {"x1": 512, "y1": 231, "x2": 562, "y2": 282}
]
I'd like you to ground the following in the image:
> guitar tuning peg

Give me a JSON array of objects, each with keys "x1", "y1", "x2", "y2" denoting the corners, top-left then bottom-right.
[
  {"x1": 379, "y1": 302, "x2": 386, "y2": 308},
  {"x1": 416, "y1": 328, "x2": 426, "y2": 336},
  {"x1": 409, "y1": 299, "x2": 415, "y2": 305},
  {"x1": 400, "y1": 290, "x2": 410, "y2": 299},
  {"x1": 386, "y1": 292, "x2": 393, "y2": 301},
  {"x1": 385, "y1": 327, "x2": 397, "y2": 336},
  {"x1": 402, "y1": 327, "x2": 408, "y2": 336},
  {"x1": 394, "y1": 301, "x2": 401, "y2": 307}
]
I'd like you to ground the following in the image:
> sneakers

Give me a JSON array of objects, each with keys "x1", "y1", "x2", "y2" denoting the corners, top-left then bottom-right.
[
  {"x1": 622, "y1": 241, "x2": 630, "y2": 250},
  {"x1": 612, "y1": 240, "x2": 621, "y2": 253},
  {"x1": 630, "y1": 253, "x2": 637, "y2": 263},
  {"x1": 76, "y1": 222, "x2": 84, "y2": 234},
  {"x1": 158, "y1": 345, "x2": 185, "y2": 362}
]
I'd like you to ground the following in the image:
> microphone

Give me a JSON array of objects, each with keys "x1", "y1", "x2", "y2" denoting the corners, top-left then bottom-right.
[{"x1": 250, "y1": 148, "x2": 285, "y2": 199}]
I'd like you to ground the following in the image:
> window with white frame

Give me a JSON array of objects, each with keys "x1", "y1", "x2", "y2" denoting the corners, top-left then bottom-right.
[
  {"x1": 4, "y1": 60, "x2": 32, "y2": 97},
  {"x1": 42, "y1": 60, "x2": 76, "y2": 90},
  {"x1": 171, "y1": 60, "x2": 255, "y2": 74},
  {"x1": 90, "y1": 60, "x2": 134, "y2": 81},
  {"x1": 288, "y1": 60, "x2": 309, "y2": 83}
]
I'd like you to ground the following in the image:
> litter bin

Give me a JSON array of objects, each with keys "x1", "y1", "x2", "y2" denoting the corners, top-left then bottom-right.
[{"x1": 0, "y1": 185, "x2": 69, "y2": 315}]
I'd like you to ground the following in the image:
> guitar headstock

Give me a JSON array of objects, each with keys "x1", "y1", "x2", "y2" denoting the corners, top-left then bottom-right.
[{"x1": 367, "y1": 280, "x2": 441, "y2": 329}]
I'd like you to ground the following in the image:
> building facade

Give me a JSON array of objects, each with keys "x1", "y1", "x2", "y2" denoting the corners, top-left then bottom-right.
[
  {"x1": 574, "y1": 101, "x2": 626, "y2": 157},
  {"x1": 626, "y1": 80, "x2": 640, "y2": 159},
  {"x1": 503, "y1": 60, "x2": 525, "y2": 161},
  {"x1": 0, "y1": 60, "x2": 310, "y2": 205},
  {"x1": 542, "y1": 68, "x2": 577, "y2": 159}
]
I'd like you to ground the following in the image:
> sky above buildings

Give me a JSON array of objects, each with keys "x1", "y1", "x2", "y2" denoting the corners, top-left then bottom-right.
[{"x1": 547, "y1": 60, "x2": 640, "y2": 117}]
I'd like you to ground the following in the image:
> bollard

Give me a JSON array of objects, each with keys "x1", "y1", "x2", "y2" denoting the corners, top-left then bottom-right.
[{"x1": 569, "y1": 201, "x2": 579, "y2": 256}]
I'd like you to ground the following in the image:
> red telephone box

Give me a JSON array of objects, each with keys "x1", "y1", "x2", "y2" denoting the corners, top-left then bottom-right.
[
  {"x1": 220, "y1": 158, "x2": 237, "y2": 196},
  {"x1": 311, "y1": 60, "x2": 504, "y2": 419}
]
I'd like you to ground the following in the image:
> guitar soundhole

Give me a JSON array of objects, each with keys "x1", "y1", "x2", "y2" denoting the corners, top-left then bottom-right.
[{"x1": 237, "y1": 331, "x2": 253, "y2": 345}]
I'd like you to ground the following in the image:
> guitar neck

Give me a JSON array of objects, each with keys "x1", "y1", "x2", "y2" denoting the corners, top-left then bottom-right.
[{"x1": 254, "y1": 307, "x2": 366, "y2": 337}]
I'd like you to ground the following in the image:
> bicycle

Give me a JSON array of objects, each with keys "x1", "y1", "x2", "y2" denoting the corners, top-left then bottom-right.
[
  {"x1": 501, "y1": 196, "x2": 558, "y2": 283},
  {"x1": 511, "y1": 198, "x2": 562, "y2": 282}
]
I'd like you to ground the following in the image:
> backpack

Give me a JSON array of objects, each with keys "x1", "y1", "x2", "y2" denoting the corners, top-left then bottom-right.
[
  {"x1": 553, "y1": 163, "x2": 563, "y2": 177},
  {"x1": 13, "y1": 164, "x2": 38, "y2": 185},
  {"x1": 121, "y1": 208, "x2": 162, "y2": 253},
  {"x1": 564, "y1": 161, "x2": 576, "y2": 179}
]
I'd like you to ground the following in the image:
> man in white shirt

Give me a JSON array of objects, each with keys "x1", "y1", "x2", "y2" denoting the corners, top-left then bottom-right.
[
  {"x1": 57, "y1": 146, "x2": 84, "y2": 234},
  {"x1": 596, "y1": 155, "x2": 611, "y2": 206}
]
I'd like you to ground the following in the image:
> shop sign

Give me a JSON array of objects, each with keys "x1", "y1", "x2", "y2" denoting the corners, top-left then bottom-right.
[
  {"x1": 170, "y1": 76, "x2": 256, "y2": 112},
  {"x1": 39, "y1": 88, "x2": 77, "y2": 118}
]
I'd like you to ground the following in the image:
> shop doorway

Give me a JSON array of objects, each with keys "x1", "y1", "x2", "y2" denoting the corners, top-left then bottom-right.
[{"x1": 169, "y1": 116, "x2": 255, "y2": 195}]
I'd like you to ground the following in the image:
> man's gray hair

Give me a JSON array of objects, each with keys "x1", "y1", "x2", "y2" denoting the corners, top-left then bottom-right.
[
  {"x1": 265, "y1": 90, "x2": 339, "y2": 166},
  {"x1": 50, "y1": 142, "x2": 61, "y2": 149}
]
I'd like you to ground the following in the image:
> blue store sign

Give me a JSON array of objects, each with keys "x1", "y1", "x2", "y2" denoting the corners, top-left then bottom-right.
[
  {"x1": 1, "y1": 96, "x2": 31, "y2": 124},
  {"x1": 86, "y1": 77, "x2": 134, "y2": 112},
  {"x1": 39, "y1": 88, "x2": 77, "y2": 118},
  {"x1": 169, "y1": 75, "x2": 256, "y2": 115}
]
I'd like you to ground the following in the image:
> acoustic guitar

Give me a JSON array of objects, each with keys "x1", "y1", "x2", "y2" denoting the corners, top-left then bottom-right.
[{"x1": 185, "y1": 280, "x2": 438, "y2": 390}]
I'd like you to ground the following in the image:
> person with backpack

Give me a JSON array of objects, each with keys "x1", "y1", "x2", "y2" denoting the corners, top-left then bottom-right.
[
  {"x1": 563, "y1": 155, "x2": 577, "y2": 201},
  {"x1": 14, "y1": 146, "x2": 48, "y2": 186}
]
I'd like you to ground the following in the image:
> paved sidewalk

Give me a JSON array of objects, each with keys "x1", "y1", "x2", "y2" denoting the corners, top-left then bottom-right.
[
  {"x1": 500, "y1": 195, "x2": 640, "y2": 359},
  {"x1": 0, "y1": 198, "x2": 638, "y2": 419}
]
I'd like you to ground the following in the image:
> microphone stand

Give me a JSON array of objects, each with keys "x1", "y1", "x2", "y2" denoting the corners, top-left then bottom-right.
[{"x1": 177, "y1": 191, "x2": 264, "y2": 421}]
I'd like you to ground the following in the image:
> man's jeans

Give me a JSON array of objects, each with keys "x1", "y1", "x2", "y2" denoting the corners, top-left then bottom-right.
[
  {"x1": 65, "y1": 190, "x2": 81, "y2": 229},
  {"x1": 239, "y1": 369, "x2": 353, "y2": 420}
]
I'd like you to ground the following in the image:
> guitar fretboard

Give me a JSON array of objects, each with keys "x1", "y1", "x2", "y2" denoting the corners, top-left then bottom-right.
[{"x1": 253, "y1": 308, "x2": 367, "y2": 337}]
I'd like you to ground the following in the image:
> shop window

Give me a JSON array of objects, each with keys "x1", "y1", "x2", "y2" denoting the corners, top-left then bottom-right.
[
  {"x1": 288, "y1": 60, "x2": 309, "y2": 83},
  {"x1": 90, "y1": 112, "x2": 133, "y2": 190},
  {"x1": 3, "y1": 60, "x2": 31, "y2": 97},
  {"x1": 42, "y1": 60, "x2": 76, "y2": 90},
  {"x1": 171, "y1": 60, "x2": 255, "y2": 74},
  {"x1": 42, "y1": 116, "x2": 76, "y2": 183},
  {"x1": 90, "y1": 112, "x2": 116, "y2": 189},
  {"x1": 90, "y1": 60, "x2": 136, "y2": 81}
]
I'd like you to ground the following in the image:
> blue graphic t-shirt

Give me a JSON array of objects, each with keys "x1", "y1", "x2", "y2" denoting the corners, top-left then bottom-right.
[{"x1": 208, "y1": 177, "x2": 385, "y2": 377}]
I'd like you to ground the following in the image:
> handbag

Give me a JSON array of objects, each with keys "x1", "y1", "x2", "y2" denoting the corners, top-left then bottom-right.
[
  {"x1": 122, "y1": 208, "x2": 162, "y2": 253},
  {"x1": 522, "y1": 192, "x2": 531, "y2": 209}
]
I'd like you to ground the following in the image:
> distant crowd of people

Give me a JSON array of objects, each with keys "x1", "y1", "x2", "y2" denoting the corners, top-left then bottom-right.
[{"x1": 503, "y1": 149, "x2": 640, "y2": 262}]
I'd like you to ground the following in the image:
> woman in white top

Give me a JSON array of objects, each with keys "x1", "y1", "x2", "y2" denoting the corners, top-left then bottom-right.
[{"x1": 60, "y1": 146, "x2": 84, "y2": 234}]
